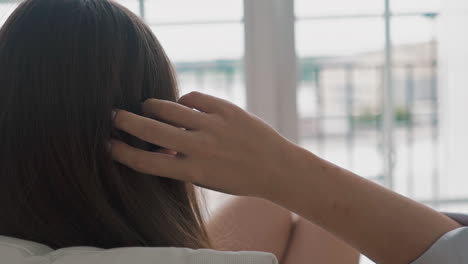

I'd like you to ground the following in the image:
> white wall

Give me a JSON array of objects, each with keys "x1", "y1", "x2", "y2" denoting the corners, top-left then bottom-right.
[{"x1": 438, "y1": 0, "x2": 468, "y2": 199}]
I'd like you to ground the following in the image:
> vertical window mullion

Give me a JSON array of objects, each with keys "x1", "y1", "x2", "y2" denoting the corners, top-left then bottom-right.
[
  {"x1": 139, "y1": 0, "x2": 145, "y2": 20},
  {"x1": 383, "y1": 0, "x2": 395, "y2": 189}
]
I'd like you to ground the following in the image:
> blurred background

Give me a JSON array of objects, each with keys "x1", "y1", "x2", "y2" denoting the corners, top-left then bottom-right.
[{"x1": 1, "y1": 0, "x2": 467, "y2": 262}]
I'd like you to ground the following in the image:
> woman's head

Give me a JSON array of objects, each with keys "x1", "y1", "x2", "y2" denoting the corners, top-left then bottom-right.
[{"x1": 0, "y1": 0, "x2": 209, "y2": 249}]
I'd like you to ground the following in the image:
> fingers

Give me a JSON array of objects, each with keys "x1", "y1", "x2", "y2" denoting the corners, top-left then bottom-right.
[
  {"x1": 142, "y1": 98, "x2": 206, "y2": 130},
  {"x1": 110, "y1": 139, "x2": 187, "y2": 181},
  {"x1": 178, "y1": 91, "x2": 231, "y2": 113},
  {"x1": 113, "y1": 109, "x2": 190, "y2": 152}
]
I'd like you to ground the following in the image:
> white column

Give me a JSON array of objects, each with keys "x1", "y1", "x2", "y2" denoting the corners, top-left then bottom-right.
[
  {"x1": 244, "y1": 0, "x2": 298, "y2": 142},
  {"x1": 438, "y1": 0, "x2": 468, "y2": 198},
  {"x1": 383, "y1": 0, "x2": 395, "y2": 189}
]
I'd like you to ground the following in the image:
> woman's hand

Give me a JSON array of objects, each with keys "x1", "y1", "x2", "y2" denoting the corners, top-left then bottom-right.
[
  {"x1": 111, "y1": 91, "x2": 303, "y2": 198},
  {"x1": 111, "y1": 91, "x2": 460, "y2": 264}
]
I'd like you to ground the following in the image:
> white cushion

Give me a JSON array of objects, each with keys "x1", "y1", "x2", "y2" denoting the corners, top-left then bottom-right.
[{"x1": 0, "y1": 235, "x2": 278, "y2": 264}]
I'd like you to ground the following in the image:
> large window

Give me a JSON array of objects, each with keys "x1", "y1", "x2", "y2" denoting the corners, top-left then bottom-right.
[
  {"x1": 1, "y1": 2, "x2": 466, "y2": 259},
  {"x1": 296, "y1": 0, "x2": 447, "y2": 209},
  {"x1": 295, "y1": 3, "x2": 444, "y2": 261}
]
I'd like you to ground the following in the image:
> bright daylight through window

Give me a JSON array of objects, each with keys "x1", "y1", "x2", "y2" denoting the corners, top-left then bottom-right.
[
  {"x1": 296, "y1": 0, "x2": 448, "y2": 211},
  {"x1": 1, "y1": 0, "x2": 466, "y2": 250}
]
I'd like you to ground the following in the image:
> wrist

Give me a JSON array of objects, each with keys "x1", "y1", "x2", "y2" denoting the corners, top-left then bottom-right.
[
  {"x1": 260, "y1": 141, "x2": 318, "y2": 204},
  {"x1": 261, "y1": 142, "x2": 346, "y2": 224}
]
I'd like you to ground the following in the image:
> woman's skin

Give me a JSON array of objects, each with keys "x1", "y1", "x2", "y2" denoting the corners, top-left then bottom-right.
[
  {"x1": 282, "y1": 214, "x2": 360, "y2": 264},
  {"x1": 207, "y1": 196, "x2": 360, "y2": 263},
  {"x1": 207, "y1": 196, "x2": 294, "y2": 261},
  {"x1": 111, "y1": 92, "x2": 461, "y2": 264}
]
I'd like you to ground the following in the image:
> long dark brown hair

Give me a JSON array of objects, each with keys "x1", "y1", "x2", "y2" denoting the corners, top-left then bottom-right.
[{"x1": 0, "y1": 0, "x2": 210, "y2": 249}]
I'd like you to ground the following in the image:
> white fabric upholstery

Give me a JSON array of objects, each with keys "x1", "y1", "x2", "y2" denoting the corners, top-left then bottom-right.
[{"x1": 0, "y1": 235, "x2": 278, "y2": 264}]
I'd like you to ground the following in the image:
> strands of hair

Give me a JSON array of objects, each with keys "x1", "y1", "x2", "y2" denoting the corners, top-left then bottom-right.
[{"x1": 0, "y1": 0, "x2": 210, "y2": 249}]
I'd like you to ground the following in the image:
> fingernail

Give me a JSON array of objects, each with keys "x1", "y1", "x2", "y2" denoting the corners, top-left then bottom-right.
[{"x1": 111, "y1": 109, "x2": 117, "y2": 121}]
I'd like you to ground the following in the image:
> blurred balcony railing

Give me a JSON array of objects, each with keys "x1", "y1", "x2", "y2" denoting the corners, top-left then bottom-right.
[
  {"x1": 173, "y1": 57, "x2": 468, "y2": 212},
  {"x1": 298, "y1": 60, "x2": 437, "y2": 187},
  {"x1": 174, "y1": 60, "x2": 245, "y2": 107}
]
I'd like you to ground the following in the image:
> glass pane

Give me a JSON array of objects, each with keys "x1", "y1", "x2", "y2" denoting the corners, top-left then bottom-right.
[
  {"x1": 297, "y1": 18, "x2": 385, "y2": 178},
  {"x1": 151, "y1": 23, "x2": 245, "y2": 107},
  {"x1": 391, "y1": 0, "x2": 441, "y2": 13},
  {"x1": 295, "y1": 0, "x2": 383, "y2": 18},
  {"x1": 391, "y1": 16, "x2": 439, "y2": 200},
  {"x1": 145, "y1": 0, "x2": 243, "y2": 24},
  {"x1": 296, "y1": 18, "x2": 385, "y2": 57},
  {"x1": 151, "y1": 24, "x2": 243, "y2": 62},
  {"x1": 392, "y1": 16, "x2": 438, "y2": 49}
]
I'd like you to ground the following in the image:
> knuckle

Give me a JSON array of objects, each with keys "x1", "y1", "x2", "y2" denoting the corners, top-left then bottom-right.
[
  {"x1": 188, "y1": 91, "x2": 202, "y2": 98},
  {"x1": 180, "y1": 91, "x2": 201, "y2": 102},
  {"x1": 142, "y1": 98, "x2": 156, "y2": 106},
  {"x1": 221, "y1": 107, "x2": 235, "y2": 117},
  {"x1": 220, "y1": 103, "x2": 241, "y2": 117},
  {"x1": 142, "y1": 98, "x2": 160, "y2": 114},
  {"x1": 142, "y1": 98, "x2": 155, "y2": 109}
]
